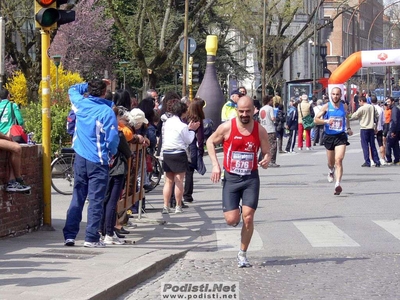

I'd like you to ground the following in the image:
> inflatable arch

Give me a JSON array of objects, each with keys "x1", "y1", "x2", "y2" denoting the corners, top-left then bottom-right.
[{"x1": 327, "y1": 49, "x2": 400, "y2": 97}]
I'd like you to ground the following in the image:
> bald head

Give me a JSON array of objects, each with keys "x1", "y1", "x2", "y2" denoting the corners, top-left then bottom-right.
[
  {"x1": 237, "y1": 95, "x2": 253, "y2": 108},
  {"x1": 236, "y1": 96, "x2": 254, "y2": 125}
]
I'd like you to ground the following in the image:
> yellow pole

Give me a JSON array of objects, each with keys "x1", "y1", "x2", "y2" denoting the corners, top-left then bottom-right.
[
  {"x1": 188, "y1": 56, "x2": 193, "y2": 101},
  {"x1": 182, "y1": 0, "x2": 189, "y2": 97},
  {"x1": 41, "y1": 28, "x2": 52, "y2": 227}
]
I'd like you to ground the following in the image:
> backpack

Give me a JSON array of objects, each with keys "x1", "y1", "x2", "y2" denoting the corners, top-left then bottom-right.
[{"x1": 66, "y1": 109, "x2": 76, "y2": 136}]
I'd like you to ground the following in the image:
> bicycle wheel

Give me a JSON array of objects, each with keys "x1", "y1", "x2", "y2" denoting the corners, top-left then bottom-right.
[
  {"x1": 146, "y1": 154, "x2": 163, "y2": 192},
  {"x1": 51, "y1": 154, "x2": 75, "y2": 195}
]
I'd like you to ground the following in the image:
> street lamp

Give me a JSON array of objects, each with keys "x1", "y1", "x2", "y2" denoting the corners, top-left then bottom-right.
[
  {"x1": 52, "y1": 55, "x2": 62, "y2": 90},
  {"x1": 320, "y1": 45, "x2": 331, "y2": 78},
  {"x1": 119, "y1": 61, "x2": 129, "y2": 89}
]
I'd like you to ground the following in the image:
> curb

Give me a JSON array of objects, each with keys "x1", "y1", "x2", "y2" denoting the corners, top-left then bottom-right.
[{"x1": 91, "y1": 249, "x2": 189, "y2": 300}]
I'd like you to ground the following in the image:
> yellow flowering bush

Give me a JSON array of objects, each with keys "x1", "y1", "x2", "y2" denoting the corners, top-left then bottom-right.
[
  {"x1": 7, "y1": 66, "x2": 83, "y2": 155},
  {"x1": 5, "y1": 71, "x2": 28, "y2": 106}
]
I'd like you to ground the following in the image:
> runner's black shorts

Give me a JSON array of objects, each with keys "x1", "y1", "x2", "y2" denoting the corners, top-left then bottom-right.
[
  {"x1": 383, "y1": 123, "x2": 389, "y2": 137},
  {"x1": 323, "y1": 132, "x2": 348, "y2": 151},
  {"x1": 222, "y1": 170, "x2": 260, "y2": 212}
]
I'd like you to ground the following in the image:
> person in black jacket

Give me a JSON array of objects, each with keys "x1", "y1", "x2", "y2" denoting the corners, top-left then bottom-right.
[
  {"x1": 385, "y1": 97, "x2": 400, "y2": 164},
  {"x1": 100, "y1": 106, "x2": 133, "y2": 245},
  {"x1": 285, "y1": 99, "x2": 298, "y2": 153},
  {"x1": 184, "y1": 98, "x2": 206, "y2": 203},
  {"x1": 275, "y1": 104, "x2": 286, "y2": 153}
]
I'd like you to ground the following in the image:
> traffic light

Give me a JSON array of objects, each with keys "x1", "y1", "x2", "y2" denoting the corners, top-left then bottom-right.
[
  {"x1": 391, "y1": 77, "x2": 395, "y2": 86},
  {"x1": 35, "y1": 0, "x2": 76, "y2": 29},
  {"x1": 188, "y1": 57, "x2": 193, "y2": 86},
  {"x1": 192, "y1": 62, "x2": 200, "y2": 83},
  {"x1": 188, "y1": 57, "x2": 200, "y2": 86}
]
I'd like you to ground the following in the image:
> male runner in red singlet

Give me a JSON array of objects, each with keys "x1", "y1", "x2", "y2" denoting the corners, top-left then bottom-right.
[{"x1": 207, "y1": 96, "x2": 271, "y2": 268}]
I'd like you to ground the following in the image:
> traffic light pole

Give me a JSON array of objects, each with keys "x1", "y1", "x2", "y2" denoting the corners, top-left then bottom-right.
[
  {"x1": 182, "y1": 0, "x2": 189, "y2": 97},
  {"x1": 41, "y1": 28, "x2": 52, "y2": 228},
  {"x1": 35, "y1": 0, "x2": 76, "y2": 228},
  {"x1": 188, "y1": 56, "x2": 193, "y2": 101}
]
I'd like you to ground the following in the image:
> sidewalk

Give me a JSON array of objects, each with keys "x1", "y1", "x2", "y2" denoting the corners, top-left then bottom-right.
[
  {"x1": 0, "y1": 182, "x2": 207, "y2": 300},
  {"x1": 0, "y1": 146, "x2": 224, "y2": 300}
]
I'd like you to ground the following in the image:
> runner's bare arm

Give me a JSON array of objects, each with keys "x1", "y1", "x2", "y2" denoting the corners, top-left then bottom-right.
[
  {"x1": 314, "y1": 103, "x2": 328, "y2": 125},
  {"x1": 345, "y1": 104, "x2": 353, "y2": 136},
  {"x1": 258, "y1": 124, "x2": 271, "y2": 169}
]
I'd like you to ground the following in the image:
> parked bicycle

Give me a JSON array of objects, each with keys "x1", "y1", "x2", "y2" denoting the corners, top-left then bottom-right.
[
  {"x1": 51, "y1": 148, "x2": 75, "y2": 195},
  {"x1": 145, "y1": 147, "x2": 163, "y2": 193}
]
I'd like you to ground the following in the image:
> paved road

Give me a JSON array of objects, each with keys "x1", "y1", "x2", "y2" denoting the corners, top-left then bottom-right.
[{"x1": 119, "y1": 122, "x2": 400, "y2": 299}]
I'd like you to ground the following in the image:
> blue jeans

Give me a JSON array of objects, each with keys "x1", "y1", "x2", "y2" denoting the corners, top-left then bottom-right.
[
  {"x1": 63, "y1": 153, "x2": 109, "y2": 242},
  {"x1": 360, "y1": 129, "x2": 380, "y2": 165}
]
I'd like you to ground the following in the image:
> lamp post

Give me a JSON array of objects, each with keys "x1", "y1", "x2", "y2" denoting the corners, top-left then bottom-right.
[
  {"x1": 52, "y1": 55, "x2": 62, "y2": 90},
  {"x1": 261, "y1": 0, "x2": 267, "y2": 99},
  {"x1": 367, "y1": 0, "x2": 400, "y2": 92},
  {"x1": 119, "y1": 61, "x2": 129, "y2": 89}
]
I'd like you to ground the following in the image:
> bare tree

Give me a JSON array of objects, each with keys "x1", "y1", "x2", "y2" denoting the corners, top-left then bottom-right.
[
  {"x1": 105, "y1": 0, "x2": 219, "y2": 96},
  {"x1": 1, "y1": 0, "x2": 41, "y2": 102}
]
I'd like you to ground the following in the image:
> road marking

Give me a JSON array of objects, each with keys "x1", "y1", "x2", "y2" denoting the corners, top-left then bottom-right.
[
  {"x1": 312, "y1": 148, "x2": 362, "y2": 155},
  {"x1": 345, "y1": 148, "x2": 362, "y2": 154},
  {"x1": 293, "y1": 221, "x2": 360, "y2": 247},
  {"x1": 373, "y1": 220, "x2": 400, "y2": 240},
  {"x1": 214, "y1": 223, "x2": 263, "y2": 252}
]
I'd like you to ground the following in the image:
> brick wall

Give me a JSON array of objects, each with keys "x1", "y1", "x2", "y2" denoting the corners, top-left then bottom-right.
[{"x1": 0, "y1": 145, "x2": 43, "y2": 238}]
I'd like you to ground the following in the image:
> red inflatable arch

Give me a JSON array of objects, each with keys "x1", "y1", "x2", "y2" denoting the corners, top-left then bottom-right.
[{"x1": 327, "y1": 49, "x2": 400, "y2": 96}]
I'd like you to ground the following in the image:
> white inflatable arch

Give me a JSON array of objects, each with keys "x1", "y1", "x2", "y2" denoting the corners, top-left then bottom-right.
[{"x1": 327, "y1": 49, "x2": 400, "y2": 97}]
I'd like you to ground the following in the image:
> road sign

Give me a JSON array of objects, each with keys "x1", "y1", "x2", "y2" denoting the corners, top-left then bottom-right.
[{"x1": 179, "y1": 37, "x2": 196, "y2": 54}]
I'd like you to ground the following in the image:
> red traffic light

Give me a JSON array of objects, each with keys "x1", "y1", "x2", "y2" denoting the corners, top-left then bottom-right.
[
  {"x1": 36, "y1": 0, "x2": 56, "y2": 6},
  {"x1": 35, "y1": 0, "x2": 76, "y2": 28}
]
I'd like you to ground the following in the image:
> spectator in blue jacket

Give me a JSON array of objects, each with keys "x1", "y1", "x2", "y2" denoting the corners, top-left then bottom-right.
[
  {"x1": 285, "y1": 98, "x2": 298, "y2": 153},
  {"x1": 63, "y1": 79, "x2": 119, "y2": 248}
]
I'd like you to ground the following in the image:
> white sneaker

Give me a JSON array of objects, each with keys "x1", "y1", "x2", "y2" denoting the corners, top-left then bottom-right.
[
  {"x1": 103, "y1": 234, "x2": 125, "y2": 245},
  {"x1": 64, "y1": 239, "x2": 75, "y2": 246},
  {"x1": 162, "y1": 207, "x2": 172, "y2": 214},
  {"x1": 175, "y1": 206, "x2": 183, "y2": 214},
  {"x1": 380, "y1": 158, "x2": 388, "y2": 165},
  {"x1": 83, "y1": 240, "x2": 106, "y2": 248},
  {"x1": 125, "y1": 221, "x2": 138, "y2": 229},
  {"x1": 371, "y1": 161, "x2": 376, "y2": 166},
  {"x1": 327, "y1": 171, "x2": 334, "y2": 183},
  {"x1": 306, "y1": 147, "x2": 312, "y2": 150},
  {"x1": 237, "y1": 253, "x2": 251, "y2": 268}
]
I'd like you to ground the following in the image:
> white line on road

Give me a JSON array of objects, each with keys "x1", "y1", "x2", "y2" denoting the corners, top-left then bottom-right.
[
  {"x1": 373, "y1": 220, "x2": 400, "y2": 240},
  {"x1": 293, "y1": 221, "x2": 360, "y2": 247},
  {"x1": 214, "y1": 223, "x2": 263, "y2": 252}
]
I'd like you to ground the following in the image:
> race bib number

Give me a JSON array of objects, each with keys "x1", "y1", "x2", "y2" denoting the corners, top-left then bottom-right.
[
  {"x1": 230, "y1": 151, "x2": 254, "y2": 175},
  {"x1": 329, "y1": 117, "x2": 343, "y2": 132}
]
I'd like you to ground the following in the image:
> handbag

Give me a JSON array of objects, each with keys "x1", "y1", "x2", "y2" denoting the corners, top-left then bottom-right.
[
  {"x1": 10, "y1": 125, "x2": 28, "y2": 143},
  {"x1": 196, "y1": 155, "x2": 206, "y2": 175},
  {"x1": 299, "y1": 104, "x2": 314, "y2": 130},
  {"x1": 9, "y1": 103, "x2": 27, "y2": 143}
]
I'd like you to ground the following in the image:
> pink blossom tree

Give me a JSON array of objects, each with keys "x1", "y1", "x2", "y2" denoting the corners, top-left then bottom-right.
[{"x1": 50, "y1": 0, "x2": 115, "y2": 81}]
